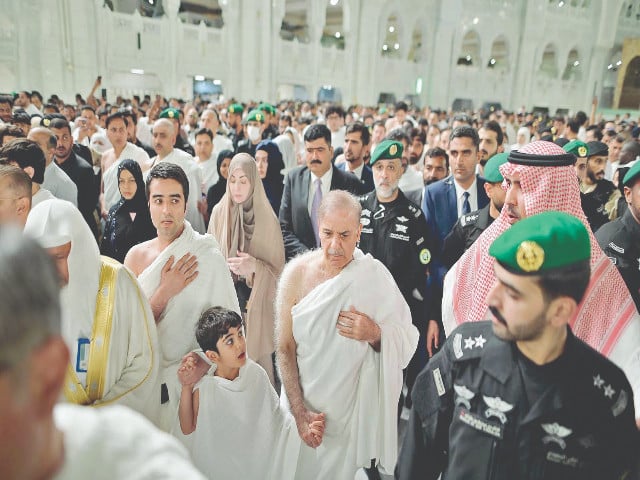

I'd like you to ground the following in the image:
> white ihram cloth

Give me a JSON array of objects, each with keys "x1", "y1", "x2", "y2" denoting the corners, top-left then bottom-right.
[
  {"x1": 188, "y1": 359, "x2": 299, "y2": 480},
  {"x1": 31, "y1": 187, "x2": 55, "y2": 207},
  {"x1": 103, "y1": 142, "x2": 151, "y2": 211},
  {"x1": 53, "y1": 404, "x2": 206, "y2": 480},
  {"x1": 24, "y1": 199, "x2": 159, "y2": 415},
  {"x1": 283, "y1": 249, "x2": 418, "y2": 479},
  {"x1": 150, "y1": 149, "x2": 206, "y2": 233},
  {"x1": 137, "y1": 221, "x2": 239, "y2": 432}
]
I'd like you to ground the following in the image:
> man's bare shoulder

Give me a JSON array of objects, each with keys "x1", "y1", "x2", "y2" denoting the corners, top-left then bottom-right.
[
  {"x1": 278, "y1": 250, "x2": 322, "y2": 305},
  {"x1": 124, "y1": 238, "x2": 160, "y2": 276}
]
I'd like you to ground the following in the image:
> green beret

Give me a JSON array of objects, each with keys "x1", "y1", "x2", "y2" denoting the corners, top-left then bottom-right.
[
  {"x1": 483, "y1": 152, "x2": 509, "y2": 183},
  {"x1": 370, "y1": 140, "x2": 403, "y2": 166},
  {"x1": 246, "y1": 109, "x2": 265, "y2": 123},
  {"x1": 159, "y1": 108, "x2": 180, "y2": 120},
  {"x1": 622, "y1": 161, "x2": 640, "y2": 187},
  {"x1": 586, "y1": 141, "x2": 608, "y2": 158},
  {"x1": 258, "y1": 103, "x2": 276, "y2": 115},
  {"x1": 563, "y1": 140, "x2": 589, "y2": 158},
  {"x1": 489, "y1": 211, "x2": 590, "y2": 274},
  {"x1": 228, "y1": 103, "x2": 243, "y2": 114}
]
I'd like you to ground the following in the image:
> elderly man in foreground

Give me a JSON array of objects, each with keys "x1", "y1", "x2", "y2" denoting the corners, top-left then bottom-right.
[{"x1": 276, "y1": 190, "x2": 418, "y2": 479}]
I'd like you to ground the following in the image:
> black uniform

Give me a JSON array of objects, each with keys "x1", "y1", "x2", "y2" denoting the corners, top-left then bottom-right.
[
  {"x1": 358, "y1": 191, "x2": 432, "y2": 321},
  {"x1": 396, "y1": 321, "x2": 639, "y2": 480},
  {"x1": 262, "y1": 124, "x2": 279, "y2": 140},
  {"x1": 174, "y1": 136, "x2": 195, "y2": 157},
  {"x1": 595, "y1": 208, "x2": 640, "y2": 311},
  {"x1": 358, "y1": 191, "x2": 434, "y2": 401},
  {"x1": 236, "y1": 139, "x2": 258, "y2": 157},
  {"x1": 581, "y1": 179, "x2": 615, "y2": 232},
  {"x1": 441, "y1": 204, "x2": 495, "y2": 269},
  {"x1": 229, "y1": 128, "x2": 245, "y2": 151}
]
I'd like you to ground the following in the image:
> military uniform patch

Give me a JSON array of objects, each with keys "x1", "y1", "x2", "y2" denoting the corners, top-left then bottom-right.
[{"x1": 419, "y1": 248, "x2": 431, "y2": 265}]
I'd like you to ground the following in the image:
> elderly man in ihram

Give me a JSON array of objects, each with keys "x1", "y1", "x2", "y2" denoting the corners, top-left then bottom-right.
[
  {"x1": 276, "y1": 190, "x2": 419, "y2": 479},
  {"x1": 24, "y1": 198, "x2": 159, "y2": 417}
]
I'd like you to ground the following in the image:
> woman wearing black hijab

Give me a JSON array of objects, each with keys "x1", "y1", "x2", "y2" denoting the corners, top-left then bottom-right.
[
  {"x1": 101, "y1": 159, "x2": 156, "y2": 263},
  {"x1": 206, "y1": 149, "x2": 233, "y2": 219},
  {"x1": 255, "y1": 140, "x2": 285, "y2": 214}
]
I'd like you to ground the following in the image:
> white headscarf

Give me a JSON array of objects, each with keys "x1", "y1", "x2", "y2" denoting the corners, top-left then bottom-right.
[{"x1": 24, "y1": 199, "x2": 100, "y2": 351}]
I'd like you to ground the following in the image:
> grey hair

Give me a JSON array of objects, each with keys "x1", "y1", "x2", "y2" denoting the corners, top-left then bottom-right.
[
  {"x1": 317, "y1": 189, "x2": 362, "y2": 224},
  {"x1": 0, "y1": 228, "x2": 60, "y2": 372}
]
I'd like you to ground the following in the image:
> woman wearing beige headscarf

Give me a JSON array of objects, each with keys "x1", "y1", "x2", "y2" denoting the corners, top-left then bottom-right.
[{"x1": 208, "y1": 153, "x2": 285, "y2": 384}]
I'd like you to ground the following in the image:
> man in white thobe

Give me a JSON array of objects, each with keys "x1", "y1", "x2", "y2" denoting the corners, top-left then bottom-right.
[
  {"x1": 125, "y1": 162, "x2": 239, "y2": 433},
  {"x1": 24, "y1": 199, "x2": 159, "y2": 419}
]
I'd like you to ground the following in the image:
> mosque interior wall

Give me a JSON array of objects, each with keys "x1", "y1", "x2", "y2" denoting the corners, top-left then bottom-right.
[{"x1": 1, "y1": 0, "x2": 639, "y2": 114}]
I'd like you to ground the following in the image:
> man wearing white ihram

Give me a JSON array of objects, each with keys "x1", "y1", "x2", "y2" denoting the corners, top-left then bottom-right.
[
  {"x1": 276, "y1": 190, "x2": 419, "y2": 479},
  {"x1": 125, "y1": 162, "x2": 239, "y2": 433}
]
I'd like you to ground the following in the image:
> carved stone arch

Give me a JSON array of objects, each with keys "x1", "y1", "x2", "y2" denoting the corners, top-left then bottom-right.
[
  {"x1": 562, "y1": 47, "x2": 582, "y2": 81},
  {"x1": 457, "y1": 30, "x2": 481, "y2": 66},
  {"x1": 539, "y1": 42, "x2": 559, "y2": 78},
  {"x1": 487, "y1": 35, "x2": 509, "y2": 71}
]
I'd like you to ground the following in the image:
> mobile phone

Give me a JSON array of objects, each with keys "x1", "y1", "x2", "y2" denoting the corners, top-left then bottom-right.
[{"x1": 101, "y1": 88, "x2": 107, "y2": 100}]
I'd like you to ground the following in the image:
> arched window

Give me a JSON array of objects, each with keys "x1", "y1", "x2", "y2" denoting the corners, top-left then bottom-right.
[
  {"x1": 562, "y1": 48, "x2": 582, "y2": 80},
  {"x1": 487, "y1": 36, "x2": 508, "y2": 70},
  {"x1": 381, "y1": 14, "x2": 402, "y2": 58},
  {"x1": 321, "y1": 0, "x2": 345, "y2": 49},
  {"x1": 280, "y1": 0, "x2": 309, "y2": 43},
  {"x1": 407, "y1": 23, "x2": 424, "y2": 63},
  {"x1": 620, "y1": 56, "x2": 640, "y2": 108},
  {"x1": 457, "y1": 30, "x2": 480, "y2": 66},
  {"x1": 177, "y1": 0, "x2": 224, "y2": 27},
  {"x1": 539, "y1": 43, "x2": 558, "y2": 77}
]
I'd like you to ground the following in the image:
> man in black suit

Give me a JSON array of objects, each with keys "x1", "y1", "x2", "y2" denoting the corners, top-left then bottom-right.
[
  {"x1": 337, "y1": 122, "x2": 374, "y2": 195},
  {"x1": 49, "y1": 118, "x2": 99, "y2": 237},
  {"x1": 279, "y1": 124, "x2": 362, "y2": 260}
]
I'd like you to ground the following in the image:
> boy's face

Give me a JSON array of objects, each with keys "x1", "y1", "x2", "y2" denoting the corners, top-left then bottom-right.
[{"x1": 210, "y1": 326, "x2": 247, "y2": 370}]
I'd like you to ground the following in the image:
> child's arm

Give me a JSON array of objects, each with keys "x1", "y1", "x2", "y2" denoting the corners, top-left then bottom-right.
[
  {"x1": 177, "y1": 353, "x2": 205, "y2": 435},
  {"x1": 178, "y1": 385, "x2": 199, "y2": 435}
]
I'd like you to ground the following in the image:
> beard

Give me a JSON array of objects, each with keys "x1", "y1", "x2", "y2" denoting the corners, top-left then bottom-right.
[{"x1": 489, "y1": 305, "x2": 547, "y2": 342}]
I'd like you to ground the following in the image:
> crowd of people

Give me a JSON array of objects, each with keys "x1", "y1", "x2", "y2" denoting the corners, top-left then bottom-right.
[{"x1": 1, "y1": 87, "x2": 640, "y2": 479}]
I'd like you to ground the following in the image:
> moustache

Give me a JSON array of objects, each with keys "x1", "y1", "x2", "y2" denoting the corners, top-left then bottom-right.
[
  {"x1": 327, "y1": 248, "x2": 344, "y2": 256},
  {"x1": 488, "y1": 306, "x2": 507, "y2": 326}
]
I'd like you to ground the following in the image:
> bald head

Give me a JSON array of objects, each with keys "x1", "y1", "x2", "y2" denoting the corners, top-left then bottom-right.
[
  {"x1": 318, "y1": 190, "x2": 362, "y2": 226},
  {"x1": 0, "y1": 164, "x2": 32, "y2": 227},
  {"x1": 27, "y1": 127, "x2": 57, "y2": 166},
  {"x1": 619, "y1": 141, "x2": 640, "y2": 166}
]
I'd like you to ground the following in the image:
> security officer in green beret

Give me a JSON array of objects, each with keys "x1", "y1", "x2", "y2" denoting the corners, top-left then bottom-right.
[
  {"x1": 257, "y1": 103, "x2": 278, "y2": 140},
  {"x1": 159, "y1": 107, "x2": 195, "y2": 156},
  {"x1": 442, "y1": 152, "x2": 508, "y2": 268},
  {"x1": 397, "y1": 211, "x2": 639, "y2": 480},
  {"x1": 357, "y1": 139, "x2": 435, "y2": 413},
  {"x1": 226, "y1": 103, "x2": 245, "y2": 150},
  {"x1": 237, "y1": 109, "x2": 266, "y2": 157},
  {"x1": 579, "y1": 141, "x2": 616, "y2": 232},
  {"x1": 596, "y1": 161, "x2": 640, "y2": 311}
]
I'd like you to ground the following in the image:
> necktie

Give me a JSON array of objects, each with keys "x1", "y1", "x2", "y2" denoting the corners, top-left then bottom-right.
[
  {"x1": 311, "y1": 178, "x2": 323, "y2": 247},
  {"x1": 462, "y1": 191, "x2": 471, "y2": 215}
]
